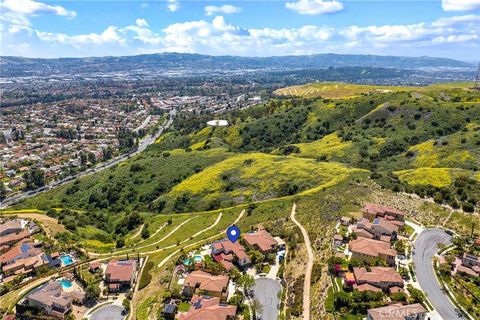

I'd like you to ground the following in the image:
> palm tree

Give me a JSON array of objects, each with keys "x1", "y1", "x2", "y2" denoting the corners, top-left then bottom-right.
[{"x1": 251, "y1": 298, "x2": 263, "y2": 319}]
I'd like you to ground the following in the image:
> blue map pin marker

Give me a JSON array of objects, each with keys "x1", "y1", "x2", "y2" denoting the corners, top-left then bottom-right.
[{"x1": 227, "y1": 225, "x2": 240, "y2": 243}]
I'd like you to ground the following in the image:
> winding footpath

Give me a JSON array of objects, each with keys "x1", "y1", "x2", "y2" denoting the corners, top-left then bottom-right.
[
  {"x1": 290, "y1": 203, "x2": 313, "y2": 320},
  {"x1": 128, "y1": 224, "x2": 144, "y2": 241},
  {"x1": 90, "y1": 217, "x2": 197, "y2": 257}
]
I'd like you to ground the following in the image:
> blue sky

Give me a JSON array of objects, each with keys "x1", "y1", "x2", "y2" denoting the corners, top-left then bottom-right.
[{"x1": 1, "y1": 0, "x2": 479, "y2": 60}]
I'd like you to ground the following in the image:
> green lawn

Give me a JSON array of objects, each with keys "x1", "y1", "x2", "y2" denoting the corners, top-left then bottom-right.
[{"x1": 178, "y1": 302, "x2": 190, "y2": 312}]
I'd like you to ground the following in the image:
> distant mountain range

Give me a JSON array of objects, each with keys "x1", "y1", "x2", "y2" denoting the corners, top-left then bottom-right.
[{"x1": 0, "y1": 53, "x2": 473, "y2": 78}]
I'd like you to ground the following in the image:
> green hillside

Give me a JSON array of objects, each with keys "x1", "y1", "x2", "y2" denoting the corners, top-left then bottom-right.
[
  {"x1": 13, "y1": 81, "x2": 480, "y2": 246},
  {"x1": 156, "y1": 153, "x2": 362, "y2": 212}
]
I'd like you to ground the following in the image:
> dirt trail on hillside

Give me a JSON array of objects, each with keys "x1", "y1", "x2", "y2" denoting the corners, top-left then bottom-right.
[{"x1": 290, "y1": 203, "x2": 313, "y2": 320}]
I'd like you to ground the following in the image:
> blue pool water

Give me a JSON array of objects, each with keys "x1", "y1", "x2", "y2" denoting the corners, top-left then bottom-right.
[
  {"x1": 60, "y1": 255, "x2": 74, "y2": 266},
  {"x1": 193, "y1": 255, "x2": 203, "y2": 263},
  {"x1": 59, "y1": 279, "x2": 73, "y2": 289},
  {"x1": 183, "y1": 259, "x2": 191, "y2": 266}
]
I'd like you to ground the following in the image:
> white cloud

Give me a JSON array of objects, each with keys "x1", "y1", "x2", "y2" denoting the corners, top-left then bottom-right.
[
  {"x1": 285, "y1": 0, "x2": 343, "y2": 15},
  {"x1": 136, "y1": 19, "x2": 149, "y2": 28},
  {"x1": 342, "y1": 23, "x2": 429, "y2": 44},
  {"x1": 123, "y1": 21, "x2": 162, "y2": 45},
  {"x1": 35, "y1": 26, "x2": 125, "y2": 48},
  {"x1": 442, "y1": 0, "x2": 480, "y2": 11},
  {"x1": 431, "y1": 14, "x2": 480, "y2": 27},
  {"x1": 205, "y1": 4, "x2": 241, "y2": 16},
  {"x1": 433, "y1": 34, "x2": 478, "y2": 43},
  {"x1": 0, "y1": 0, "x2": 76, "y2": 36},
  {"x1": 1, "y1": 0, "x2": 76, "y2": 18},
  {"x1": 2, "y1": 13, "x2": 479, "y2": 59},
  {"x1": 167, "y1": 0, "x2": 180, "y2": 12}
]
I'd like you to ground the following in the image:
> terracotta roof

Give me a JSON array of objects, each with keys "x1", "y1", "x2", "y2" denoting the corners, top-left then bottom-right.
[
  {"x1": 212, "y1": 239, "x2": 248, "y2": 260},
  {"x1": 349, "y1": 238, "x2": 397, "y2": 258},
  {"x1": 243, "y1": 229, "x2": 278, "y2": 252},
  {"x1": 184, "y1": 270, "x2": 229, "y2": 294},
  {"x1": 105, "y1": 260, "x2": 136, "y2": 283},
  {"x1": 178, "y1": 295, "x2": 236, "y2": 320},
  {"x1": 89, "y1": 261, "x2": 101, "y2": 269},
  {"x1": 353, "y1": 283, "x2": 382, "y2": 293},
  {"x1": 212, "y1": 253, "x2": 235, "y2": 271},
  {"x1": 363, "y1": 204, "x2": 405, "y2": 218},
  {"x1": 0, "y1": 240, "x2": 42, "y2": 265},
  {"x1": 367, "y1": 303, "x2": 426, "y2": 320},
  {"x1": 389, "y1": 286, "x2": 404, "y2": 294},
  {"x1": 354, "y1": 267, "x2": 403, "y2": 285},
  {"x1": 352, "y1": 227, "x2": 374, "y2": 239},
  {"x1": 456, "y1": 265, "x2": 478, "y2": 277},
  {"x1": 379, "y1": 235, "x2": 392, "y2": 243},
  {"x1": 0, "y1": 230, "x2": 30, "y2": 247},
  {"x1": 373, "y1": 218, "x2": 399, "y2": 234}
]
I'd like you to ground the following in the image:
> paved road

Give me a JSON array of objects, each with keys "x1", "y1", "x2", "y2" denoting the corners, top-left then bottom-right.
[
  {"x1": 1, "y1": 110, "x2": 176, "y2": 209},
  {"x1": 413, "y1": 228, "x2": 461, "y2": 320},
  {"x1": 253, "y1": 277, "x2": 282, "y2": 320},
  {"x1": 290, "y1": 203, "x2": 313, "y2": 320},
  {"x1": 89, "y1": 304, "x2": 125, "y2": 320}
]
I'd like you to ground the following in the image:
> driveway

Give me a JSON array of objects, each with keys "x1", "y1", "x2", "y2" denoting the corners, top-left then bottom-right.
[
  {"x1": 253, "y1": 278, "x2": 282, "y2": 320},
  {"x1": 413, "y1": 228, "x2": 461, "y2": 320},
  {"x1": 89, "y1": 304, "x2": 126, "y2": 320}
]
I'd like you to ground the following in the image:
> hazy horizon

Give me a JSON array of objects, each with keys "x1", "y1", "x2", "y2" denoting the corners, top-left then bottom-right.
[
  {"x1": 1, "y1": 51, "x2": 477, "y2": 64},
  {"x1": 1, "y1": 0, "x2": 479, "y2": 60}
]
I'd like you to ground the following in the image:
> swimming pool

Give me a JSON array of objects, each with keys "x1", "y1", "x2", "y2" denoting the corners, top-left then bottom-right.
[
  {"x1": 59, "y1": 279, "x2": 73, "y2": 289},
  {"x1": 60, "y1": 255, "x2": 74, "y2": 266},
  {"x1": 193, "y1": 255, "x2": 203, "y2": 263}
]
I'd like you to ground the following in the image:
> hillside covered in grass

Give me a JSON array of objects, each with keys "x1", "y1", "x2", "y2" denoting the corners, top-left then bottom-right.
[{"x1": 14, "y1": 82, "x2": 480, "y2": 245}]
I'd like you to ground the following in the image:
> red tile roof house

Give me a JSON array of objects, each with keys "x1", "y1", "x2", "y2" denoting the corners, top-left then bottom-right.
[
  {"x1": 366, "y1": 303, "x2": 427, "y2": 320},
  {"x1": 182, "y1": 270, "x2": 229, "y2": 298},
  {"x1": 243, "y1": 228, "x2": 279, "y2": 254},
  {"x1": 352, "y1": 226, "x2": 374, "y2": 240},
  {"x1": 0, "y1": 230, "x2": 31, "y2": 249},
  {"x1": 362, "y1": 204, "x2": 405, "y2": 222},
  {"x1": 353, "y1": 267, "x2": 403, "y2": 291},
  {"x1": 0, "y1": 241, "x2": 49, "y2": 277},
  {"x1": 104, "y1": 260, "x2": 137, "y2": 292},
  {"x1": 211, "y1": 239, "x2": 250, "y2": 271},
  {"x1": 356, "y1": 218, "x2": 399, "y2": 241},
  {"x1": 178, "y1": 295, "x2": 236, "y2": 320},
  {"x1": 89, "y1": 261, "x2": 101, "y2": 272},
  {"x1": 348, "y1": 238, "x2": 397, "y2": 266}
]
